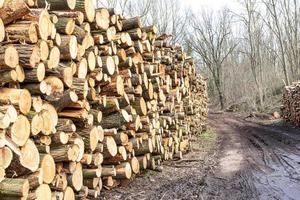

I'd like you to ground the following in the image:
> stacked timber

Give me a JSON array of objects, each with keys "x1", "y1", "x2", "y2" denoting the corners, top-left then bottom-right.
[
  {"x1": 0, "y1": 0, "x2": 208, "y2": 199},
  {"x1": 188, "y1": 74, "x2": 208, "y2": 134},
  {"x1": 282, "y1": 81, "x2": 300, "y2": 125}
]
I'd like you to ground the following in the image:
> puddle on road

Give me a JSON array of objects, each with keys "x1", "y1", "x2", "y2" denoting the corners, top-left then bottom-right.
[
  {"x1": 254, "y1": 171, "x2": 300, "y2": 200},
  {"x1": 252, "y1": 151, "x2": 300, "y2": 200}
]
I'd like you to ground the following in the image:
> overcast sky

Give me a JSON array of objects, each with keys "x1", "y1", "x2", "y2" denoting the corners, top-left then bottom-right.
[{"x1": 183, "y1": 0, "x2": 242, "y2": 12}]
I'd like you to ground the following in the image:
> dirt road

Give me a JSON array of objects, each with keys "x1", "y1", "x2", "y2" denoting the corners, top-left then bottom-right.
[
  {"x1": 100, "y1": 112, "x2": 300, "y2": 200},
  {"x1": 208, "y1": 112, "x2": 300, "y2": 200}
]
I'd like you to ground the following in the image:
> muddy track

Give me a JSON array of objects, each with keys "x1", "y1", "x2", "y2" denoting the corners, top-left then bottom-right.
[
  {"x1": 99, "y1": 112, "x2": 300, "y2": 200},
  {"x1": 209, "y1": 112, "x2": 300, "y2": 200}
]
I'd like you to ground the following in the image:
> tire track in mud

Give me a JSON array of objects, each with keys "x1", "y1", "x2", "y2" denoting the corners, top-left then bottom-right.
[
  {"x1": 209, "y1": 113, "x2": 300, "y2": 200},
  {"x1": 205, "y1": 114, "x2": 259, "y2": 200}
]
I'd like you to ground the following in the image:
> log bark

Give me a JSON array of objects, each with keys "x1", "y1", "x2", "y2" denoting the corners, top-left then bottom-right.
[
  {"x1": 37, "y1": 0, "x2": 76, "y2": 10},
  {"x1": 55, "y1": 17, "x2": 75, "y2": 35},
  {"x1": 59, "y1": 35, "x2": 78, "y2": 60},
  {"x1": 83, "y1": 178, "x2": 99, "y2": 189},
  {"x1": 5, "y1": 21, "x2": 38, "y2": 43},
  {"x1": 101, "y1": 166, "x2": 116, "y2": 177},
  {"x1": 72, "y1": 25, "x2": 86, "y2": 44},
  {"x1": 82, "y1": 167, "x2": 101, "y2": 179},
  {"x1": 114, "y1": 162, "x2": 132, "y2": 179},
  {"x1": 45, "y1": 90, "x2": 78, "y2": 112},
  {"x1": 100, "y1": 110, "x2": 131, "y2": 129},
  {"x1": 71, "y1": 78, "x2": 88, "y2": 99},
  {"x1": 20, "y1": 170, "x2": 43, "y2": 189},
  {"x1": 50, "y1": 144, "x2": 80, "y2": 162},
  {"x1": 131, "y1": 97, "x2": 147, "y2": 116},
  {"x1": 101, "y1": 75, "x2": 124, "y2": 97},
  {"x1": 46, "y1": 63, "x2": 73, "y2": 87},
  {"x1": 0, "y1": 0, "x2": 30, "y2": 25},
  {"x1": 0, "y1": 178, "x2": 29, "y2": 197},
  {"x1": 0, "y1": 69, "x2": 17, "y2": 84},
  {"x1": 74, "y1": 0, "x2": 95, "y2": 23},
  {"x1": 50, "y1": 11, "x2": 84, "y2": 25},
  {"x1": 14, "y1": 44, "x2": 41, "y2": 69},
  {"x1": 135, "y1": 139, "x2": 153, "y2": 156},
  {"x1": 24, "y1": 62, "x2": 45, "y2": 82},
  {"x1": 122, "y1": 17, "x2": 141, "y2": 31}
]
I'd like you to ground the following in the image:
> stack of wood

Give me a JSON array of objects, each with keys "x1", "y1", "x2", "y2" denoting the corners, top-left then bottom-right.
[
  {"x1": 282, "y1": 81, "x2": 300, "y2": 125},
  {"x1": 0, "y1": 0, "x2": 207, "y2": 199},
  {"x1": 187, "y1": 74, "x2": 208, "y2": 134}
]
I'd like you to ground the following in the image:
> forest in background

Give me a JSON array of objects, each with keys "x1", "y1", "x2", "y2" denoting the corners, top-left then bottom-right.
[{"x1": 96, "y1": 0, "x2": 300, "y2": 112}]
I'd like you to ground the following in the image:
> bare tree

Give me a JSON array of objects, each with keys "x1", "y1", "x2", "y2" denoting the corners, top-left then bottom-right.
[
  {"x1": 280, "y1": 0, "x2": 300, "y2": 80},
  {"x1": 146, "y1": 0, "x2": 189, "y2": 43},
  {"x1": 189, "y1": 9, "x2": 237, "y2": 109},
  {"x1": 262, "y1": 0, "x2": 290, "y2": 85},
  {"x1": 239, "y1": 0, "x2": 265, "y2": 110}
]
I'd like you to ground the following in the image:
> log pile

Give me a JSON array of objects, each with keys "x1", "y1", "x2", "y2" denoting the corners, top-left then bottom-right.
[
  {"x1": 188, "y1": 74, "x2": 208, "y2": 134},
  {"x1": 282, "y1": 81, "x2": 300, "y2": 125},
  {"x1": 0, "y1": 0, "x2": 208, "y2": 199}
]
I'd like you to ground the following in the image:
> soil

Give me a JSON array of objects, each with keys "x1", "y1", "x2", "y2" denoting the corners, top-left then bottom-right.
[{"x1": 100, "y1": 112, "x2": 300, "y2": 200}]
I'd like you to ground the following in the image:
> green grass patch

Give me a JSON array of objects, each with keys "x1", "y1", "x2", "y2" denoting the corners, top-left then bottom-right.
[
  {"x1": 193, "y1": 128, "x2": 218, "y2": 151},
  {"x1": 199, "y1": 128, "x2": 217, "y2": 142}
]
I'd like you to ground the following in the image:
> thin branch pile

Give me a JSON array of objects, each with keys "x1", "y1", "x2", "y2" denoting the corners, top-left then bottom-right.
[{"x1": 0, "y1": 0, "x2": 208, "y2": 199}]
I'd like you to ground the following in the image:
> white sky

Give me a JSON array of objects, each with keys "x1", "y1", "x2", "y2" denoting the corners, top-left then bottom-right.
[{"x1": 183, "y1": 0, "x2": 242, "y2": 12}]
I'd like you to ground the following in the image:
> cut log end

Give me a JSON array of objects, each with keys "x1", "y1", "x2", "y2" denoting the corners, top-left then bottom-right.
[
  {"x1": 105, "y1": 136, "x2": 118, "y2": 157},
  {"x1": 0, "y1": 18, "x2": 4, "y2": 42},
  {"x1": 5, "y1": 45, "x2": 19, "y2": 69},
  {"x1": 70, "y1": 36, "x2": 78, "y2": 60},
  {"x1": 63, "y1": 186, "x2": 75, "y2": 200},
  {"x1": 130, "y1": 157, "x2": 140, "y2": 174},
  {"x1": 11, "y1": 115, "x2": 30, "y2": 146},
  {"x1": 115, "y1": 162, "x2": 132, "y2": 179},
  {"x1": 34, "y1": 184, "x2": 52, "y2": 200},
  {"x1": 37, "y1": 62, "x2": 46, "y2": 82},
  {"x1": 20, "y1": 139, "x2": 40, "y2": 172},
  {"x1": 0, "y1": 147, "x2": 13, "y2": 169},
  {"x1": 47, "y1": 47, "x2": 60, "y2": 69},
  {"x1": 40, "y1": 154, "x2": 56, "y2": 184},
  {"x1": 0, "y1": 167, "x2": 4, "y2": 182}
]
